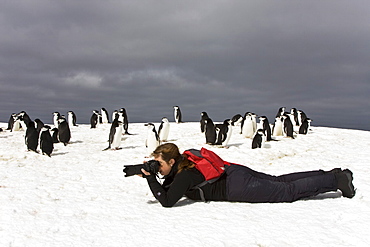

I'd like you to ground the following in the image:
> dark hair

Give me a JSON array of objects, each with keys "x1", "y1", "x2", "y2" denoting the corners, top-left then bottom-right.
[{"x1": 151, "y1": 143, "x2": 194, "y2": 173}]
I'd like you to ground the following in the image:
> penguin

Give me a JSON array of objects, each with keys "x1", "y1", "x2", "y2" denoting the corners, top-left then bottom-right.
[
  {"x1": 290, "y1": 108, "x2": 299, "y2": 126},
  {"x1": 12, "y1": 116, "x2": 21, "y2": 131},
  {"x1": 17, "y1": 111, "x2": 31, "y2": 131},
  {"x1": 252, "y1": 129, "x2": 266, "y2": 149},
  {"x1": 258, "y1": 116, "x2": 272, "y2": 141},
  {"x1": 68, "y1": 111, "x2": 77, "y2": 126},
  {"x1": 145, "y1": 123, "x2": 160, "y2": 157},
  {"x1": 297, "y1": 110, "x2": 307, "y2": 126},
  {"x1": 173, "y1": 106, "x2": 182, "y2": 124},
  {"x1": 251, "y1": 113, "x2": 257, "y2": 133},
  {"x1": 231, "y1": 114, "x2": 243, "y2": 126},
  {"x1": 200, "y1": 112, "x2": 210, "y2": 133},
  {"x1": 34, "y1": 119, "x2": 44, "y2": 132},
  {"x1": 204, "y1": 118, "x2": 217, "y2": 144},
  {"x1": 275, "y1": 107, "x2": 286, "y2": 118},
  {"x1": 6, "y1": 113, "x2": 17, "y2": 131},
  {"x1": 50, "y1": 128, "x2": 60, "y2": 143},
  {"x1": 90, "y1": 110, "x2": 99, "y2": 128},
  {"x1": 158, "y1": 117, "x2": 170, "y2": 142},
  {"x1": 40, "y1": 125, "x2": 54, "y2": 157},
  {"x1": 53, "y1": 112, "x2": 61, "y2": 128},
  {"x1": 119, "y1": 108, "x2": 130, "y2": 134},
  {"x1": 282, "y1": 114, "x2": 295, "y2": 139},
  {"x1": 58, "y1": 118, "x2": 71, "y2": 146},
  {"x1": 272, "y1": 116, "x2": 284, "y2": 137},
  {"x1": 215, "y1": 119, "x2": 232, "y2": 147},
  {"x1": 299, "y1": 118, "x2": 312, "y2": 135},
  {"x1": 25, "y1": 121, "x2": 39, "y2": 153},
  {"x1": 101, "y1": 108, "x2": 109, "y2": 124},
  {"x1": 241, "y1": 112, "x2": 255, "y2": 138},
  {"x1": 104, "y1": 118, "x2": 123, "y2": 150}
]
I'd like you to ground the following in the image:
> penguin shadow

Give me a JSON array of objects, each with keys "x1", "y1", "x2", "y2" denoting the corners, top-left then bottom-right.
[
  {"x1": 146, "y1": 198, "x2": 196, "y2": 207},
  {"x1": 50, "y1": 152, "x2": 69, "y2": 156},
  {"x1": 69, "y1": 140, "x2": 83, "y2": 144},
  {"x1": 222, "y1": 143, "x2": 244, "y2": 148},
  {"x1": 121, "y1": 145, "x2": 141, "y2": 149},
  {"x1": 263, "y1": 143, "x2": 272, "y2": 149}
]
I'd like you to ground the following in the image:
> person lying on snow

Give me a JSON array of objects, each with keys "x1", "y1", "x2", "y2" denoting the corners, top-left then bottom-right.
[{"x1": 136, "y1": 143, "x2": 356, "y2": 207}]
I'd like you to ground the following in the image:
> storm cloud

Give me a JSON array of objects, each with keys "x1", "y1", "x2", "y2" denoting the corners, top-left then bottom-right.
[{"x1": 1, "y1": 1, "x2": 369, "y2": 130}]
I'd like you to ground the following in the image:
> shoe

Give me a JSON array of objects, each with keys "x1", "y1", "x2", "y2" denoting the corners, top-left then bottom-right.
[
  {"x1": 335, "y1": 169, "x2": 356, "y2": 198},
  {"x1": 326, "y1": 168, "x2": 342, "y2": 174}
]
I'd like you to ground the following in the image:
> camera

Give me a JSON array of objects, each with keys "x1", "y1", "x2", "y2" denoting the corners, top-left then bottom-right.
[{"x1": 123, "y1": 160, "x2": 161, "y2": 177}]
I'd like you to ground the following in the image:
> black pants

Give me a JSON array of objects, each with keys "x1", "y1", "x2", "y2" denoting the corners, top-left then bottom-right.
[{"x1": 226, "y1": 164, "x2": 338, "y2": 203}]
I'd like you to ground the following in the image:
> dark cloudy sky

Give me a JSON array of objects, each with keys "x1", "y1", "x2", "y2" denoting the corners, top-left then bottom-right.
[{"x1": 1, "y1": 1, "x2": 370, "y2": 130}]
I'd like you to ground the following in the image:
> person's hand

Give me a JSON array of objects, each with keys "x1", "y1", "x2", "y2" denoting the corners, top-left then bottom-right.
[{"x1": 141, "y1": 168, "x2": 151, "y2": 177}]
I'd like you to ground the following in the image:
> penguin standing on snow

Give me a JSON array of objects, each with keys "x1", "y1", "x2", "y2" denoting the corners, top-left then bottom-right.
[
  {"x1": 40, "y1": 126, "x2": 54, "y2": 157},
  {"x1": 282, "y1": 114, "x2": 295, "y2": 139},
  {"x1": 6, "y1": 113, "x2": 17, "y2": 131},
  {"x1": 104, "y1": 118, "x2": 123, "y2": 150},
  {"x1": 272, "y1": 116, "x2": 283, "y2": 137},
  {"x1": 158, "y1": 117, "x2": 170, "y2": 142},
  {"x1": 204, "y1": 118, "x2": 217, "y2": 144},
  {"x1": 258, "y1": 116, "x2": 272, "y2": 141},
  {"x1": 252, "y1": 129, "x2": 266, "y2": 149},
  {"x1": 58, "y1": 118, "x2": 71, "y2": 146},
  {"x1": 101, "y1": 108, "x2": 109, "y2": 124},
  {"x1": 145, "y1": 123, "x2": 160, "y2": 157},
  {"x1": 200, "y1": 112, "x2": 210, "y2": 133},
  {"x1": 25, "y1": 121, "x2": 39, "y2": 153},
  {"x1": 173, "y1": 106, "x2": 182, "y2": 124},
  {"x1": 90, "y1": 110, "x2": 99, "y2": 128},
  {"x1": 68, "y1": 111, "x2": 77, "y2": 126},
  {"x1": 34, "y1": 119, "x2": 44, "y2": 132},
  {"x1": 290, "y1": 108, "x2": 299, "y2": 126},
  {"x1": 119, "y1": 108, "x2": 130, "y2": 134},
  {"x1": 297, "y1": 110, "x2": 308, "y2": 126},
  {"x1": 215, "y1": 119, "x2": 232, "y2": 147},
  {"x1": 299, "y1": 118, "x2": 312, "y2": 135},
  {"x1": 17, "y1": 111, "x2": 31, "y2": 131},
  {"x1": 241, "y1": 112, "x2": 255, "y2": 138}
]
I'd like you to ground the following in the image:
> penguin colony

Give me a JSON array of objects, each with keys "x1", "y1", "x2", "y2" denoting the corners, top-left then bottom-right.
[{"x1": 3, "y1": 106, "x2": 312, "y2": 157}]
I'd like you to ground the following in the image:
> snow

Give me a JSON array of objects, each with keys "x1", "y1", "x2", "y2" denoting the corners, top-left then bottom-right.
[{"x1": 1, "y1": 121, "x2": 370, "y2": 247}]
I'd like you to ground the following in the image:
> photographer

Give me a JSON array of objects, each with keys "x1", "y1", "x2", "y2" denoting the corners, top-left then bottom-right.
[{"x1": 125, "y1": 143, "x2": 355, "y2": 207}]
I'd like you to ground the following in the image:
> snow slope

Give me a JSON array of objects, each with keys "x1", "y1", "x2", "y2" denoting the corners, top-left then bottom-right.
[{"x1": 1, "y1": 121, "x2": 369, "y2": 247}]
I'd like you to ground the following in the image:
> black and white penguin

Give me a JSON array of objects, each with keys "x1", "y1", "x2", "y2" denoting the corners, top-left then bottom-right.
[
  {"x1": 58, "y1": 118, "x2": 71, "y2": 146},
  {"x1": 231, "y1": 114, "x2": 243, "y2": 126},
  {"x1": 53, "y1": 112, "x2": 61, "y2": 128},
  {"x1": 90, "y1": 110, "x2": 99, "y2": 128},
  {"x1": 275, "y1": 107, "x2": 286, "y2": 118},
  {"x1": 215, "y1": 119, "x2": 232, "y2": 147},
  {"x1": 290, "y1": 108, "x2": 299, "y2": 126},
  {"x1": 101, "y1": 108, "x2": 109, "y2": 124},
  {"x1": 119, "y1": 108, "x2": 129, "y2": 134},
  {"x1": 252, "y1": 129, "x2": 266, "y2": 149},
  {"x1": 282, "y1": 114, "x2": 295, "y2": 139},
  {"x1": 145, "y1": 123, "x2": 160, "y2": 157},
  {"x1": 158, "y1": 117, "x2": 170, "y2": 142},
  {"x1": 204, "y1": 118, "x2": 217, "y2": 145},
  {"x1": 104, "y1": 118, "x2": 123, "y2": 150},
  {"x1": 6, "y1": 113, "x2": 17, "y2": 131},
  {"x1": 299, "y1": 118, "x2": 312, "y2": 135},
  {"x1": 17, "y1": 111, "x2": 31, "y2": 131},
  {"x1": 68, "y1": 111, "x2": 77, "y2": 127},
  {"x1": 25, "y1": 121, "x2": 39, "y2": 153},
  {"x1": 112, "y1": 110, "x2": 119, "y2": 122},
  {"x1": 173, "y1": 106, "x2": 182, "y2": 124},
  {"x1": 241, "y1": 112, "x2": 255, "y2": 138},
  {"x1": 297, "y1": 110, "x2": 307, "y2": 126},
  {"x1": 200, "y1": 112, "x2": 210, "y2": 133},
  {"x1": 40, "y1": 125, "x2": 54, "y2": 157},
  {"x1": 50, "y1": 128, "x2": 60, "y2": 143},
  {"x1": 258, "y1": 116, "x2": 272, "y2": 141},
  {"x1": 34, "y1": 119, "x2": 44, "y2": 132},
  {"x1": 272, "y1": 116, "x2": 284, "y2": 137}
]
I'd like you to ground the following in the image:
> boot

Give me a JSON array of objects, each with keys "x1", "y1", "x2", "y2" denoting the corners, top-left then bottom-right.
[{"x1": 335, "y1": 169, "x2": 356, "y2": 198}]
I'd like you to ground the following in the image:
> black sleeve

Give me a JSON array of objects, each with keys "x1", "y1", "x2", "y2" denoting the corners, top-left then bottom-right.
[{"x1": 145, "y1": 171, "x2": 198, "y2": 207}]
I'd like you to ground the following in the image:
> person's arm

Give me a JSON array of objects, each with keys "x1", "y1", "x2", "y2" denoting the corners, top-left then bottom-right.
[{"x1": 144, "y1": 170, "x2": 194, "y2": 207}]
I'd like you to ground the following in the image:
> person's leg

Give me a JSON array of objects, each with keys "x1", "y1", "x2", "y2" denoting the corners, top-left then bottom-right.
[{"x1": 226, "y1": 165, "x2": 338, "y2": 203}]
